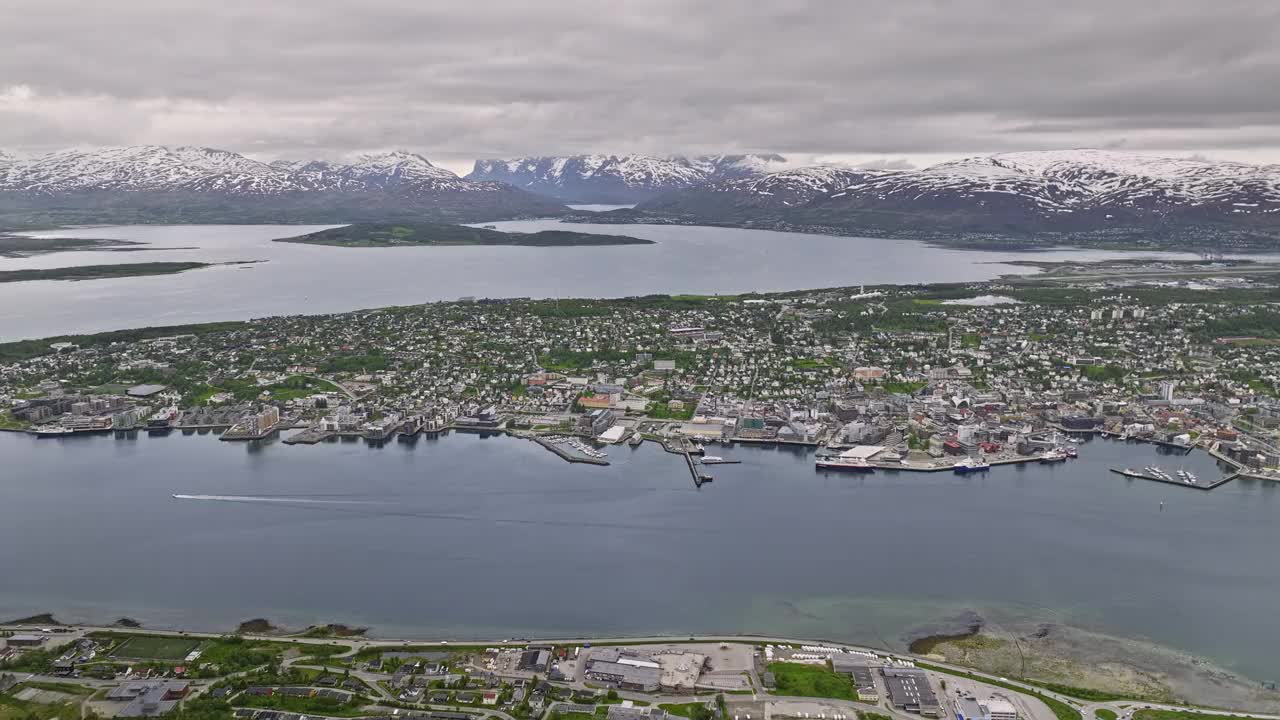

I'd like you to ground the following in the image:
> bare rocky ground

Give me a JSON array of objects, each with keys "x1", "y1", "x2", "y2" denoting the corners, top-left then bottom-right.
[{"x1": 924, "y1": 622, "x2": 1280, "y2": 714}]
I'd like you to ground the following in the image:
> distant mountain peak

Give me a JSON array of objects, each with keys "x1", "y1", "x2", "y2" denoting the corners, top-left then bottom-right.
[
  {"x1": 353, "y1": 149, "x2": 436, "y2": 166},
  {"x1": 468, "y1": 152, "x2": 789, "y2": 203}
]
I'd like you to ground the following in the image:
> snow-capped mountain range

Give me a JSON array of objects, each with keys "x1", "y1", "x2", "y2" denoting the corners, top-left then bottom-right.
[
  {"x1": 0, "y1": 145, "x2": 567, "y2": 225},
  {"x1": 640, "y1": 150, "x2": 1280, "y2": 235},
  {"x1": 468, "y1": 153, "x2": 789, "y2": 203},
  {"x1": 2, "y1": 145, "x2": 1276, "y2": 243},
  {"x1": 1, "y1": 146, "x2": 487, "y2": 195}
]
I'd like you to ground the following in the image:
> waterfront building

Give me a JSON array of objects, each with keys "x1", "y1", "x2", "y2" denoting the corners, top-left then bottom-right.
[
  {"x1": 6, "y1": 634, "x2": 46, "y2": 647},
  {"x1": 881, "y1": 667, "x2": 940, "y2": 716},
  {"x1": 957, "y1": 696, "x2": 1018, "y2": 720}
]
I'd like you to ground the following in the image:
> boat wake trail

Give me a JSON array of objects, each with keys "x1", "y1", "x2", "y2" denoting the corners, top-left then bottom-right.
[
  {"x1": 171, "y1": 493, "x2": 718, "y2": 535},
  {"x1": 172, "y1": 494, "x2": 382, "y2": 505}
]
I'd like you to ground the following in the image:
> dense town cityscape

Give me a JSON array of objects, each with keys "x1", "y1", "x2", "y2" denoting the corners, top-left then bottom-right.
[{"x1": 5, "y1": 261, "x2": 1280, "y2": 485}]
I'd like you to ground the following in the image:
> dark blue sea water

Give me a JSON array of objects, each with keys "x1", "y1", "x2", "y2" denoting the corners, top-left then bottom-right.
[{"x1": 1, "y1": 430, "x2": 1276, "y2": 681}]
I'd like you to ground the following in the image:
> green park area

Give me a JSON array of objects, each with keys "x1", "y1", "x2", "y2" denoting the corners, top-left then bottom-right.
[
  {"x1": 645, "y1": 400, "x2": 696, "y2": 420},
  {"x1": 767, "y1": 662, "x2": 855, "y2": 700},
  {"x1": 234, "y1": 692, "x2": 365, "y2": 717}
]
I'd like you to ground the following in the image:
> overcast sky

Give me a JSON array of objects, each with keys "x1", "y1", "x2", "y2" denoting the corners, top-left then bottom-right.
[{"x1": 3, "y1": 0, "x2": 1279, "y2": 174}]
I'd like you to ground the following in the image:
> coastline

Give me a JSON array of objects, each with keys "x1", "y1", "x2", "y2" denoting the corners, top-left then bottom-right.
[{"x1": 2, "y1": 618, "x2": 1275, "y2": 713}]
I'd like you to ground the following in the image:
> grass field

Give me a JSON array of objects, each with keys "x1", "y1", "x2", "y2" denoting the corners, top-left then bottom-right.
[
  {"x1": 1132, "y1": 712, "x2": 1261, "y2": 720},
  {"x1": 767, "y1": 662, "x2": 855, "y2": 700},
  {"x1": 660, "y1": 703, "x2": 712, "y2": 719},
  {"x1": 1096, "y1": 711, "x2": 1117, "y2": 720},
  {"x1": 0, "y1": 694, "x2": 79, "y2": 720},
  {"x1": 109, "y1": 635, "x2": 202, "y2": 660},
  {"x1": 15, "y1": 682, "x2": 94, "y2": 697}
]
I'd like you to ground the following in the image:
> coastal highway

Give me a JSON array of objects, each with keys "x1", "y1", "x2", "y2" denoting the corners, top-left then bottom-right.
[{"x1": 6, "y1": 625, "x2": 1280, "y2": 720}]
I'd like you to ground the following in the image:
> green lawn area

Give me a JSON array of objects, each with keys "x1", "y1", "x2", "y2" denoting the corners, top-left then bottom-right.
[
  {"x1": 233, "y1": 692, "x2": 365, "y2": 717},
  {"x1": 882, "y1": 380, "x2": 926, "y2": 395},
  {"x1": 660, "y1": 703, "x2": 712, "y2": 720},
  {"x1": 1096, "y1": 711, "x2": 1117, "y2": 720},
  {"x1": 767, "y1": 662, "x2": 855, "y2": 700},
  {"x1": 1133, "y1": 712, "x2": 1264, "y2": 720},
  {"x1": 109, "y1": 635, "x2": 202, "y2": 660}
]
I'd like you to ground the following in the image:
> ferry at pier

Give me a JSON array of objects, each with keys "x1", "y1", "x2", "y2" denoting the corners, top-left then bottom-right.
[
  {"x1": 32, "y1": 425, "x2": 73, "y2": 438},
  {"x1": 815, "y1": 455, "x2": 874, "y2": 472},
  {"x1": 953, "y1": 456, "x2": 991, "y2": 474}
]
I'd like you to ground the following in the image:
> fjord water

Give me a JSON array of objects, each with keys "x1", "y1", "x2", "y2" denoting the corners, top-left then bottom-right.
[
  {"x1": 0, "y1": 222, "x2": 1240, "y2": 340},
  {"x1": 0, "y1": 430, "x2": 1276, "y2": 682}
]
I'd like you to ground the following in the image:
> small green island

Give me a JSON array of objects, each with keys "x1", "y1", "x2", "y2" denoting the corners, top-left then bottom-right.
[
  {"x1": 274, "y1": 222, "x2": 655, "y2": 247},
  {"x1": 0, "y1": 234, "x2": 143, "y2": 258},
  {"x1": 0, "y1": 261, "x2": 252, "y2": 284}
]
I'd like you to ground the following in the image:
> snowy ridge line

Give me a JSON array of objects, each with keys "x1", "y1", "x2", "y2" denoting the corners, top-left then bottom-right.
[
  {"x1": 694, "y1": 149, "x2": 1280, "y2": 216},
  {"x1": 468, "y1": 152, "x2": 790, "y2": 197},
  {"x1": 0, "y1": 145, "x2": 497, "y2": 196}
]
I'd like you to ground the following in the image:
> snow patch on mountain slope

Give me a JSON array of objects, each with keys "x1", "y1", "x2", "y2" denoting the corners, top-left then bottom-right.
[{"x1": 469, "y1": 153, "x2": 788, "y2": 195}]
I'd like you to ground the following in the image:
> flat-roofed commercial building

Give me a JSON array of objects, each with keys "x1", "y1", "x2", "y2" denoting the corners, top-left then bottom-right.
[
  {"x1": 585, "y1": 660, "x2": 660, "y2": 692},
  {"x1": 881, "y1": 668, "x2": 939, "y2": 717}
]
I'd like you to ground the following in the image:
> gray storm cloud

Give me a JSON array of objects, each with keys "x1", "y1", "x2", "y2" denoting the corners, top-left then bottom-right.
[{"x1": 2, "y1": 0, "x2": 1279, "y2": 168}]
